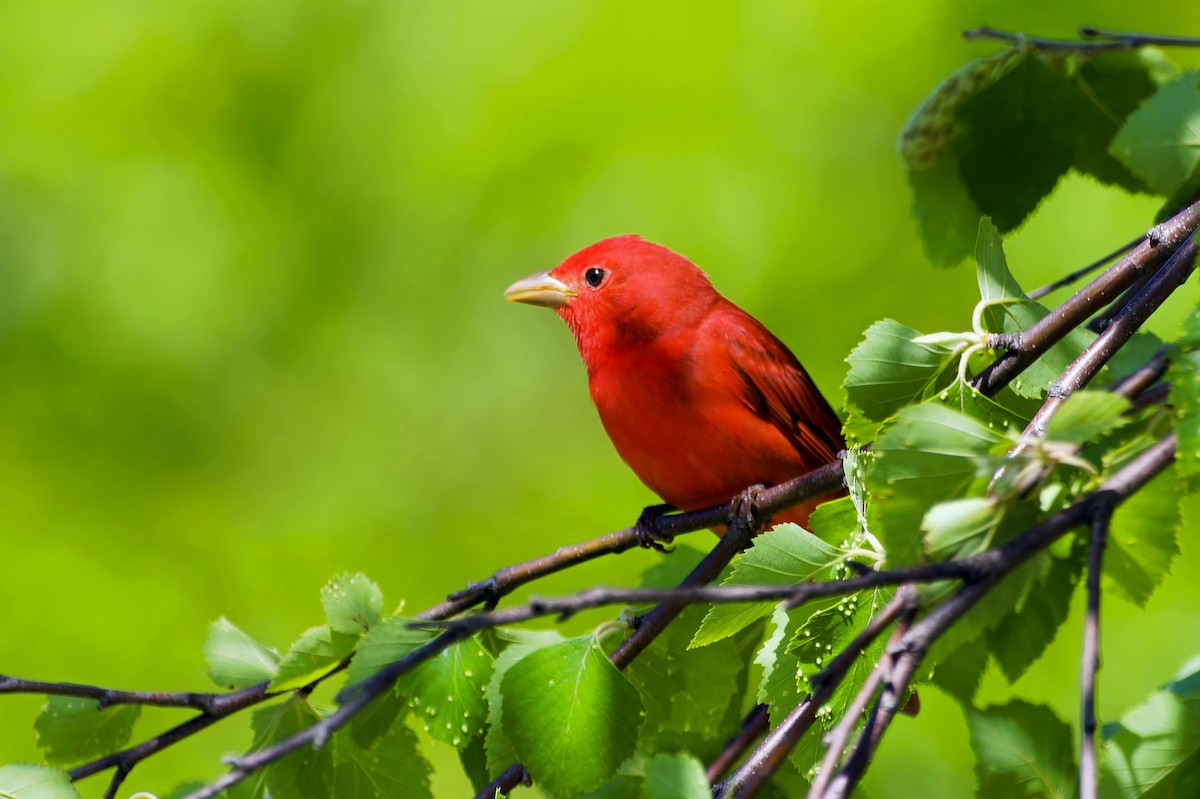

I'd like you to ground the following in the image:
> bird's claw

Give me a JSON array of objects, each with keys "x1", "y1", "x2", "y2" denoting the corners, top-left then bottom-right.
[
  {"x1": 728, "y1": 484, "x2": 768, "y2": 533},
  {"x1": 449, "y1": 577, "x2": 504, "y2": 610},
  {"x1": 634, "y1": 503, "x2": 676, "y2": 552}
]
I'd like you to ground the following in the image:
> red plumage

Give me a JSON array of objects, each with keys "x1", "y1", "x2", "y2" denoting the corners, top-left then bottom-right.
[{"x1": 506, "y1": 235, "x2": 844, "y2": 529}]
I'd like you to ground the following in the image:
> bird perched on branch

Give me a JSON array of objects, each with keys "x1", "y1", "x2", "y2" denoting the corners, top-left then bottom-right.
[{"x1": 505, "y1": 235, "x2": 844, "y2": 536}]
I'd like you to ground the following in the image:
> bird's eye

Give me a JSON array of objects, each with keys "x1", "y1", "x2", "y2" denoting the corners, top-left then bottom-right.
[{"x1": 584, "y1": 267, "x2": 607, "y2": 288}]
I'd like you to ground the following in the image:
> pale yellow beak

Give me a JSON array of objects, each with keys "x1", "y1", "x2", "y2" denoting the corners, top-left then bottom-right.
[{"x1": 503, "y1": 270, "x2": 578, "y2": 308}]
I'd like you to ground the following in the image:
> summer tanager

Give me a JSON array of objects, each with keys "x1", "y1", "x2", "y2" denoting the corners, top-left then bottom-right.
[{"x1": 505, "y1": 235, "x2": 844, "y2": 531}]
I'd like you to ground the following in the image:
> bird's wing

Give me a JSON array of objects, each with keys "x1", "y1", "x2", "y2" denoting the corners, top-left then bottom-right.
[{"x1": 716, "y1": 304, "x2": 845, "y2": 466}]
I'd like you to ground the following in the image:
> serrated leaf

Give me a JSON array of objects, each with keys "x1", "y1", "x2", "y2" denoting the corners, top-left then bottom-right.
[
  {"x1": 987, "y1": 553, "x2": 1080, "y2": 683},
  {"x1": 204, "y1": 617, "x2": 280, "y2": 690},
  {"x1": 1111, "y1": 72, "x2": 1200, "y2": 196},
  {"x1": 967, "y1": 700, "x2": 1076, "y2": 799},
  {"x1": 344, "y1": 616, "x2": 432, "y2": 690},
  {"x1": 332, "y1": 714, "x2": 432, "y2": 799},
  {"x1": 843, "y1": 319, "x2": 961, "y2": 422},
  {"x1": 1043, "y1": 391, "x2": 1131, "y2": 444},
  {"x1": 500, "y1": 635, "x2": 643, "y2": 797},
  {"x1": 484, "y1": 641, "x2": 551, "y2": 776},
  {"x1": 756, "y1": 606, "x2": 804, "y2": 719},
  {"x1": 246, "y1": 696, "x2": 333, "y2": 798},
  {"x1": 807, "y1": 496, "x2": 860, "y2": 548},
  {"x1": 34, "y1": 697, "x2": 140, "y2": 767},
  {"x1": 643, "y1": 753, "x2": 711, "y2": 799},
  {"x1": 953, "y1": 56, "x2": 1083, "y2": 232},
  {"x1": 398, "y1": 633, "x2": 494, "y2": 749},
  {"x1": 1104, "y1": 470, "x2": 1181, "y2": 607},
  {"x1": 1101, "y1": 658, "x2": 1200, "y2": 798},
  {"x1": 322, "y1": 573, "x2": 384, "y2": 635},
  {"x1": 0, "y1": 765, "x2": 80, "y2": 799},
  {"x1": 975, "y1": 218, "x2": 1096, "y2": 399},
  {"x1": 691, "y1": 524, "x2": 844, "y2": 647},
  {"x1": 929, "y1": 638, "x2": 989, "y2": 703},
  {"x1": 1072, "y1": 49, "x2": 1175, "y2": 190},
  {"x1": 269, "y1": 624, "x2": 358, "y2": 692}
]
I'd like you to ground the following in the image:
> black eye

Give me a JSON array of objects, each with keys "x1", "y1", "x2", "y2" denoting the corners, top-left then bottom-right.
[{"x1": 584, "y1": 267, "x2": 607, "y2": 288}]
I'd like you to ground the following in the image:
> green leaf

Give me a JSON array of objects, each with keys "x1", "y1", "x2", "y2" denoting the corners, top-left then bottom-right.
[
  {"x1": 332, "y1": 715, "x2": 433, "y2": 799},
  {"x1": 756, "y1": 606, "x2": 805, "y2": 721},
  {"x1": 843, "y1": 319, "x2": 960, "y2": 423},
  {"x1": 691, "y1": 524, "x2": 845, "y2": 647},
  {"x1": 500, "y1": 635, "x2": 644, "y2": 797},
  {"x1": 246, "y1": 696, "x2": 333, "y2": 798},
  {"x1": 922, "y1": 496, "x2": 999, "y2": 558},
  {"x1": 929, "y1": 638, "x2": 989, "y2": 703},
  {"x1": 987, "y1": 553, "x2": 1080, "y2": 683},
  {"x1": 1170, "y1": 351, "x2": 1200, "y2": 479},
  {"x1": 204, "y1": 617, "x2": 280, "y2": 690},
  {"x1": 0, "y1": 765, "x2": 80, "y2": 799},
  {"x1": 908, "y1": 153, "x2": 984, "y2": 267},
  {"x1": 967, "y1": 700, "x2": 1076, "y2": 799},
  {"x1": 322, "y1": 573, "x2": 384, "y2": 635},
  {"x1": 1104, "y1": 470, "x2": 1181, "y2": 607},
  {"x1": 974, "y1": 218, "x2": 1095, "y2": 399},
  {"x1": 953, "y1": 56, "x2": 1083, "y2": 232},
  {"x1": 1101, "y1": 658, "x2": 1200, "y2": 798},
  {"x1": 1111, "y1": 72, "x2": 1200, "y2": 196},
  {"x1": 485, "y1": 641, "x2": 551, "y2": 777},
  {"x1": 643, "y1": 753, "x2": 711, "y2": 799},
  {"x1": 34, "y1": 697, "x2": 139, "y2": 767},
  {"x1": 867, "y1": 402, "x2": 1006, "y2": 565},
  {"x1": 1043, "y1": 391, "x2": 1131, "y2": 444},
  {"x1": 1072, "y1": 49, "x2": 1175, "y2": 190},
  {"x1": 808, "y1": 496, "x2": 860, "y2": 548},
  {"x1": 399, "y1": 633, "x2": 494, "y2": 749},
  {"x1": 270, "y1": 624, "x2": 359, "y2": 692},
  {"x1": 344, "y1": 616, "x2": 432, "y2": 690}
]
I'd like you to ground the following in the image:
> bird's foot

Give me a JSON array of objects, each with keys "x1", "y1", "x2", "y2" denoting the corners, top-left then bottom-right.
[
  {"x1": 728, "y1": 484, "x2": 768, "y2": 536},
  {"x1": 634, "y1": 503, "x2": 676, "y2": 552},
  {"x1": 449, "y1": 577, "x2": 504, "y2": 611}
]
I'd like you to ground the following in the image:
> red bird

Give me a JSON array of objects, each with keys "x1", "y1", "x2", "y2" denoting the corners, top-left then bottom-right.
[{"x1": 505, "y1": 235, "x2": 844, "y2": 531}]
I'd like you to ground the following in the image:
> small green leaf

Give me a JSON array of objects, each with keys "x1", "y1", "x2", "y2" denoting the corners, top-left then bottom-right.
[
  {"x1": 204, "y1": 617, "x2": 280, "y2": 690},
  {"x1": 922, "y1": 496, "x2": 999, "y2": 558},
  {"x1": 322, "y1": 573, "x2": 384, "y2": 635},
  {"x1": 1170, "y1": 351, "x2": 1200, "y2": 479},
  {"x1": 34, "y1": 697, "x2": 139, "y2": 767},
  {"x1": 643, "y1": 753, "x2": 711, "y2": 799},
  {"x1": 1043, "y1": 391, "x2": 1131, "y2": 444},
  {"x1": 332, "y1": 714, "x2": 433, "y2": 799},
  {"x1": 270, "y1": 625, "x2": 359, "y2": 692},
  {"x1": 0, "y1": 765, "x2": 80, "y2": 799},
  {"x1": 1101, "y1": 657, "x2": 1200, "y2": 798},
  {"x1": 843, "y1": 319, "x2": 961, "y2": 422},
  {"x1": 500, "y1": 635, "x2": 644, "y2": 797},
  {"x1": 1111, "y1": 72, "x2": 1200, "y2": 196},
  {"x1": 484, "y1": 641, "x2": 554, "y2": 777},
  {"x1": 344, "y1": 616, "x2": 432, "y2": 690},
  {"x1": 967, "y1": 700, "x2": 1076, "y2": 799},
  {"x1": 691, "y1": 524, "x2": 844, "y2": 647},
  {"x1": 987, "y1": 554, "x2": 1080, "y2": 683},
  {"x1": 399, "y1": 634, "x2": 494, "y2": 749},
  {"x1": 246, "y1": 696, "x2": 333, "y2": 798},
  {"x1": 908, "y1": 154, "x2": 983, "y2": 267},
  {"x1": 756, "y1": 606, "x2": 804, "y2": 720},
  {"x1": 1104, "y1": 470, "x2": 1181, "y2": 607}
]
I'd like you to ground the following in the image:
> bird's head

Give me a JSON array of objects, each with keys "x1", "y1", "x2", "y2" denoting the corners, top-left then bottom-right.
[{"x1": 505, "y1": 235, "x2": 718, "y2": 364}]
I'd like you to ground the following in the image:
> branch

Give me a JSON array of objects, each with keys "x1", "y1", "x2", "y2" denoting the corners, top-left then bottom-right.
[
  {"x1": 962, "y1": 25, "x2": 1200, "y2": 52},
  {"x1": 1028, "y1": 235, "x2": 1141, "y2": 300},
  {"x1": 973, "y1": 199, "x2": 1200, "y2": 396},
  {"x1": 423, "y1": 459, "x2": 846, "y2": 619},
  {"x1": 1081, "y1": 495, "x2": 1116, "y2": 799},
  {"x1": 0, "y1": 676, "x2": 237, "y2": 715},
  {"x1": 706, "y1": 705, "x2": 770, "y2": 783}
]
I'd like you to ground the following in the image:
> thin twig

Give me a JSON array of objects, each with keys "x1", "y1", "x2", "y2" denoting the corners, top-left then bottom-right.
[
  {"x1": 962, "y1": 25, "x2": 1200, "y2": 52},
  {"x1": 1028, "y1": 236, "x2": 1142, "y2": 300},
  {"x1": 706, "y1": 705, "x2": 771, "y2": 783},
  {"x1": 1081, "y1": 496, "x2": 1116, "y2": 799},
  {"x1": 0, "y1": 676, "x2": 235, "y2": 715},
  {"x1": 1080, "y1": 27, "x2": 1200, "y2": 48}
]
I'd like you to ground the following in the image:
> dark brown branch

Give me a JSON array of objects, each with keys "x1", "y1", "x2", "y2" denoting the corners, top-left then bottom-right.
[
  {"x1": 1028, "y1": 236, "x2": 1141, "y2": 300},
  {"x1": 0, "y1": 676, "x2": 234, "y2": 715},
  {"x1": 1080, "y1": 27, "x2": 1200, "y2": 48},
  {"x1": 715, "y1": 590, "x2": 913, "y2": 798},
  {"x1": 1081, "y1": 496, "x2": 1116, "y2": 799},
  {"x1": 962, "y1": 25, "x2": 1200, "y2": 52},
  {"x1": 706, "y1": 705, "x2": 771, "y2": 783},
  {"x1": 973, "y1": 199, "x2": 1200, "y2": 396},
  {"x1": 1023, "y1": 234, "x2": 1197, "y2": 438},
  {"x1": 425, "y1": 459, "x2": 846, "y2": 620}
]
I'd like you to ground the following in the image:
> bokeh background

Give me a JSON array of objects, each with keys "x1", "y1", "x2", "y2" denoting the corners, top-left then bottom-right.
[{"x1": 3, "y1": 1, "x2": 1200, "y2": 797}]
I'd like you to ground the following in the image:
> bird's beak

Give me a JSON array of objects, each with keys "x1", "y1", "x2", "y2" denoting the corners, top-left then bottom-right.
[{"x1": 503, "y1": 270, "x2": 578, "y2": 308}]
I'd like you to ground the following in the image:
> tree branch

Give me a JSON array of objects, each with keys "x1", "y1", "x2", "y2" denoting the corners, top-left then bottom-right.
[
  {"x1": 962, "y1": 26, "x2": 1200, "y2": 52},
  {"x1": 1028, "y1": 235, "x2": 1141, "y2": 300},
  {"x1": 1081, "y1": 495, "x2": 1116, "y2": 799},
  {"x1": 706, "y1": 705, "x2": 771, "y2": 783},
  {"x1": 0, "y1": 676, "x2": 240, "y2": 715}
]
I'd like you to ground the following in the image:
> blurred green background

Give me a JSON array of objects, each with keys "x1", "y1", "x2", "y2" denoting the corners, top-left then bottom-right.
[{"x1": 3, "y1": 1, "x2": 1199, "y2": 797}]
